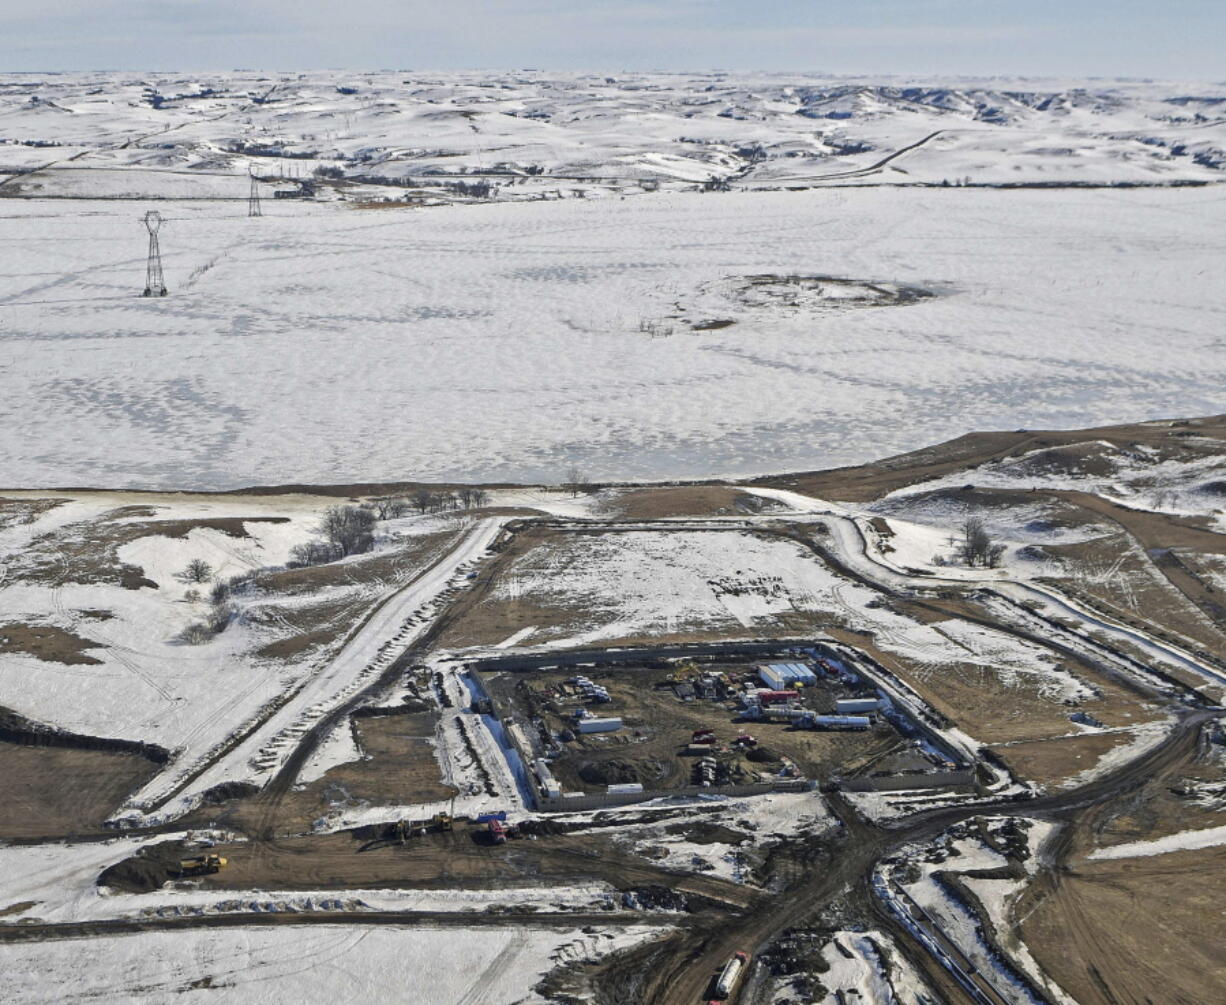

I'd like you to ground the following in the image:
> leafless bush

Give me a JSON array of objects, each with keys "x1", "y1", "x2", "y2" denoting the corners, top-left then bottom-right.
[
  {"x1": 961, "y1": 517, "x2": 1005, "y2": 568},
  {"x1": 180, "y1": 621, "x2": 214, "y2": 645},
  {"x1": 209, "y1": 602, "x2": 235, "y2": 633},
  {"x1": 458, "y1": 487, "x2": 491, "y2": 509},
  {"x1": 372, "y1": 497, "x2": 410, "y2": 520},
  {"x1": 320, "y1": 504, "x2": 377, "y2": 556},
  {"x1": 181, "y1": 558, "x2": 213, "y2": 583},
  {"x1": 289, "y1": 539, "x2": 344, "y2": 567}
]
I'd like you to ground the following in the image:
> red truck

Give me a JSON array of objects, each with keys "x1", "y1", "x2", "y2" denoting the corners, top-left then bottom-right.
[{"x1": 487, "y1": 819, "x2": 507, "y2": 844}]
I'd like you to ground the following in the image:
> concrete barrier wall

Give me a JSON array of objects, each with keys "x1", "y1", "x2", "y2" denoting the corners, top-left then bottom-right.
[
  {"x1": 471, "y1": 639, "x2": 821, "y2": 673},
  {"x1": 467, "y1": 640, "x2": 973, "y2": 805},
  {"x1": 838, "y1": 769, "x2": 976, "y2": 792},
  {"x1": 537, "y1": 778, "x2": 815, "y2": 813}
]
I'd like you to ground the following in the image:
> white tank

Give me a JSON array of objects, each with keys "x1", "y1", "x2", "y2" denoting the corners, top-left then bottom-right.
[{"x1": 715, "y1": 954, "x2": 746, "y2": 997}]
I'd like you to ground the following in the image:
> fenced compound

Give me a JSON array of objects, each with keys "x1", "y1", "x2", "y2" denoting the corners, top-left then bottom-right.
[{"x1": 464, "y1": 637, "x2": 978, "y2": 809}]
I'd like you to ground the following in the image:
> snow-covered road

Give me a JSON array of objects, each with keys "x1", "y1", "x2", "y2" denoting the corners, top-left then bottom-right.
[
  {"x1": 747, "y1": 487, "x2": 1226, "y2": 691},
  {"x1": 117, "y1": 517, "x2": 508, "y2": 823}
]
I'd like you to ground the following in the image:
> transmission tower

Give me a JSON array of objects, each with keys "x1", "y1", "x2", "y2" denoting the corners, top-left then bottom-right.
[
  {"x1": 248, "y1": 171, "x2": 262, "y2": 217},
  {"x1": 142, "y1": 210, "x2": 167, "y2": 297}
]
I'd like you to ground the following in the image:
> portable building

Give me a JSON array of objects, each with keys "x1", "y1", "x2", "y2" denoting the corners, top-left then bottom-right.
[
  {"x1": 759, "y1": 662, "x2": 818, "y2": 690},
  {"x1": 577, "y1": 716, "x2": 622, "y2": 734}
]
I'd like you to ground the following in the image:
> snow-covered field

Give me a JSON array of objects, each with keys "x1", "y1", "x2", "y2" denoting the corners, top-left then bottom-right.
[
  {"x1": 1, "y1": 74, "x2": 1224, "y2": 492},
  {"x1": 1086, "y1": 821, "x2": 1226, "y2": 861},
  {"x1": 0, "y1": 923, "x2": 662, "y2": 1004},
  {"x1": 494, "y1": 528, "x2": 1084, "y2": 697}
]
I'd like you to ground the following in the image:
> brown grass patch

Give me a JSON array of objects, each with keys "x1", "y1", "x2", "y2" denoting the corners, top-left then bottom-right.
[
  {"x1": 760, "y1": 413, "x2": 1226, "y2": 503},
  {"x1": 0, "y1": 623, "x2": 105, "y2": 665},
  {"x1": 601, "y1": 486, "x2": 758, "y2": 520},
  {"x1": 12, "y1": 509, "x2": 289, "y2": 591},
  {"x1": 213, "y1": 711, "x2": 457, "y2": 838},
  {"x1": 348, "y1": 200, "x2": 422, "y2": 210},
  {"x1": 0, "y1": 741, "x2": 159, "y2": 838},
  {"x1": 254, "y1": 528, "x2": 460, "y2": 596},
  {"x1": 254, "y1": 593, "x2": 376, "y2": 661},
  {"x1": 1019, "y1": 844, "x2": 1226, "y2": 1004},
  {"x1": 988, "y1": 731, "x2": 1135, "y2": 788},
  {"x1": 0, "y1": 496, "x2": 67, "y2": 529}
]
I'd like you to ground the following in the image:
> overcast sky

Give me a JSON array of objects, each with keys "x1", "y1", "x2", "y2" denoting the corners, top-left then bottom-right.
[{"x1": 4, "y1": 0, "x2": 1223, "y2": 79}]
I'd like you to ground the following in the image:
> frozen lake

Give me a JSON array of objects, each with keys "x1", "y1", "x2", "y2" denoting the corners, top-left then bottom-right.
[{"x1": 1, "y1": 186, "x2": 1223, "y2": 489}]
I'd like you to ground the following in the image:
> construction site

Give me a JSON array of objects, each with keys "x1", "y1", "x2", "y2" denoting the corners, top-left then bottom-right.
[
  {"x1": 1, "y1": 415, "x2": 1225, "y2": 1005},
  {"x1": 472, "y1": 641, "x2": 974, "y2": 811}
]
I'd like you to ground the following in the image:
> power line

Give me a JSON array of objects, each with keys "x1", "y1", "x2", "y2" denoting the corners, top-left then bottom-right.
[
  {"x1": 248, "y1": 171, "x2": 262, "y2": 218},
  {"x1": 142, "y1": 210, "x2": 167, "y2": 297}
]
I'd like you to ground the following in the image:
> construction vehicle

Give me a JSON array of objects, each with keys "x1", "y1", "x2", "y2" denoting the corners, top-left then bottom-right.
[
  {"x1": 177, "y1": 854, "x2": 227, "y2": 877},
  {"x1": 431, "y1": 811, "x2": 453, "y2": 832},
  {"x1": 710, "y1": 951, "x2": 749, "y2": 1000},
  {"x1": 488, "y1": 819, "x2": 508, "y2": 844}
]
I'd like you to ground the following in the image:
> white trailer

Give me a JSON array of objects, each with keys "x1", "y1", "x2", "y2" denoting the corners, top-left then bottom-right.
[
  {"x1": 577, "y1": 716, "x2": 622, "y2": 734},
  {"x1": 835, "y1": 697, "x2": 880, "y2": 714}
]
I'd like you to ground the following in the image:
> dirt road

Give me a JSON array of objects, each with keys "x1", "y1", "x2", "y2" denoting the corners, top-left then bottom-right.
[{"x1": 594, "y1": 706, "x2": 1219, "y2": 1005}]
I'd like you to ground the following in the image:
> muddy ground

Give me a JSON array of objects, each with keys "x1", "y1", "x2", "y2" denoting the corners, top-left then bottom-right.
[
  {"x1": 487, "y1": 662, "x2": 906, "y2": 793},
  {"x1": 0, "y1": 740, "x2": 159, "y2": 840}
]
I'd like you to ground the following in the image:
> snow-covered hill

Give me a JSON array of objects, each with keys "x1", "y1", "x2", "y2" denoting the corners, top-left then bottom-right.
[{"x1": 1, "y1": 71, "x2": 1223, "y2": 201}]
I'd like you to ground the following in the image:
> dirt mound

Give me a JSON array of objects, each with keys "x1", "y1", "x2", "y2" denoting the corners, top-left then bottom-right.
[
  {"x1": 664, "y1": 821, "x2": 747, "y2": 845},
  {"x1": 200, "y1": 780, "x2": 260, "y2": 805},
  {"x1": 97, "y1": 840, "x2": 190, "y2": 893},
  {"x1": 904, "y1": 486, "x2": 1044, "y2": 511},
  {"x1": 747, "y1": 746, "x2": 782, "y2": 763},
  {"x1": 577, "y1": 758, "x2": 662, "y2": 786},
  {"x1": 1001, "y1": 442, "x2": 1121, "y2": 479}
]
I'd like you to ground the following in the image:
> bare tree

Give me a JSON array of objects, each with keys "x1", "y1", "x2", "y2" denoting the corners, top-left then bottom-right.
[
  {"x1": 289, "y1": 539, "x2": 343, "y2": 567},
  {"x1": 412, "y1": 488, "x2": 436, "y2": 514},
  {"x1": 371, "y1": 497, "x2": 410, "y2": 520},
  {"x1": 458, "y1": 487, "x2": 490, "y2": 509},
  {"x1": 319, "y1": 504, "x2": 377, "y2": 557},
  {"x1": 564, "y1": 466, "x2": 590, "y2": 498},
  {"x1": 961, "y1": 517, "x2": 1004, "y2": 568},
  {"x1": 182, "y1": 558, "x2": 214, "y2": 583}
]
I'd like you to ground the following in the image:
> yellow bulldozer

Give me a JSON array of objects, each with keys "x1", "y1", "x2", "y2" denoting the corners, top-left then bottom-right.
[{"x1": 177, "y1": 853, "x2": 227, "y2": 877}]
